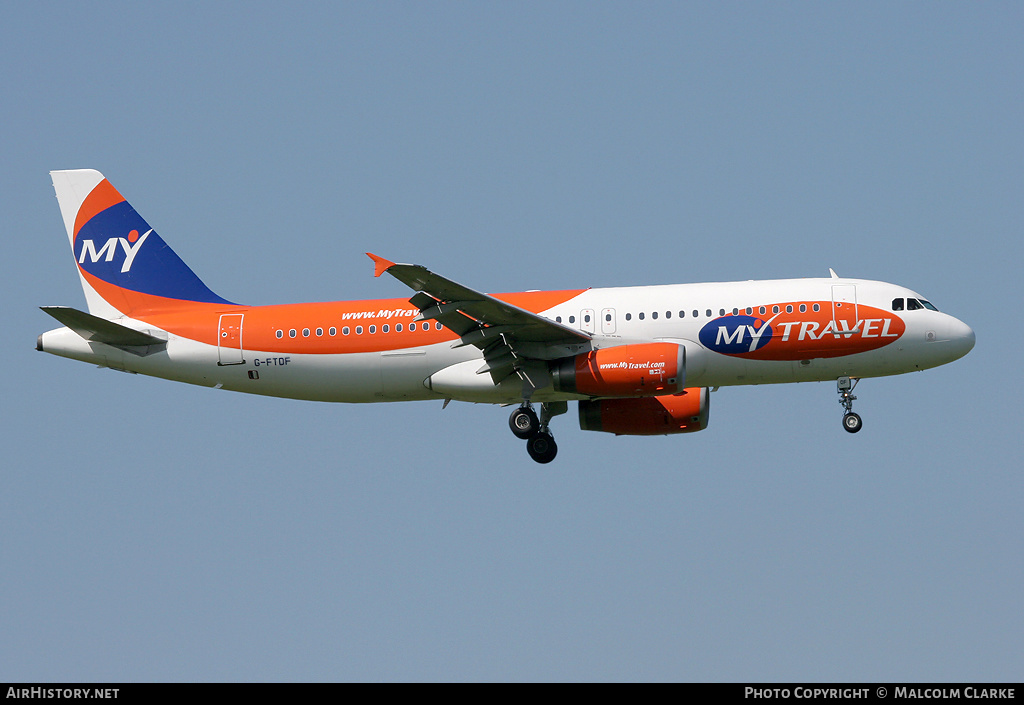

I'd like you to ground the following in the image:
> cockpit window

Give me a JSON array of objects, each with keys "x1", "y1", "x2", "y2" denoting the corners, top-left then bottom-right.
[{"x1": 894, "y1": 297, "x2": 939, "y2": 312}]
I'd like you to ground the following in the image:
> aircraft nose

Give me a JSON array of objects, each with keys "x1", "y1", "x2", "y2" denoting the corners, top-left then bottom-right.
[{"x1": 947, "y1": 317, "x2": 975, "y2": 360}]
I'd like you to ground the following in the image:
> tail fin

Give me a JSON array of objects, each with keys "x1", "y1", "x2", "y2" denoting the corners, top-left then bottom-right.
[{"x1": 51, "y1": 169, "x2": 234, "y2": 318}]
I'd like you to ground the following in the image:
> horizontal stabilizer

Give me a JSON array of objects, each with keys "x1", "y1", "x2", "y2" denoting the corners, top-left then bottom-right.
[{"x1": 40, "y1": 306, "x2": 166, "y2": 347}]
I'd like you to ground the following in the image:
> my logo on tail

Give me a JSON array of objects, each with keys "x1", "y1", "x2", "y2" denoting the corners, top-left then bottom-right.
[{"x1": 78, "y1": 229, "x2": 151, "y2": 273}]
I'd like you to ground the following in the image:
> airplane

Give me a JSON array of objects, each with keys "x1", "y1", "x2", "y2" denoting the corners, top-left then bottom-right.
[{"x1": 38, "y1": 169, "x2": 975, "y2": 463}]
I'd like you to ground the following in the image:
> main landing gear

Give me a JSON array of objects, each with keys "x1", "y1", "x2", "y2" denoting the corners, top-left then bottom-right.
[
  {"x1": 837, "y1": 376, "x2": 863, "y2": 433},
  {"x1": 509, "y1": 401, "x2": 567, "y2": 464}
]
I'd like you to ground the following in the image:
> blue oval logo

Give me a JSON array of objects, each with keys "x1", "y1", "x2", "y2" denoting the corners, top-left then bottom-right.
[{"x1": 699, "y1": 315, "x2": 774, "y2": 355}]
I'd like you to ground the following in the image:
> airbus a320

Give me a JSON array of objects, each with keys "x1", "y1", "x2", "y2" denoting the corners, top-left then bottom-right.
[{"x1": 38, "y1": 170, "x2": 975, "y2": 463}]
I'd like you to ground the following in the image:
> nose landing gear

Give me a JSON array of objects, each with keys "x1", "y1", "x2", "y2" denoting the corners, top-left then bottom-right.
[
  {"x1": 837, "y1": 377, "x2": 863, "y2": 433},
  {"x1": 509, "y1": 401, "x2": 566, "y2": 463}
]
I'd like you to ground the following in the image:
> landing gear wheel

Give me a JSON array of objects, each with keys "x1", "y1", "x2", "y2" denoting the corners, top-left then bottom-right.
[
  {"x1": 843, "y1": 412, "x2": 863, "y2": 434},
  {"x1": 526, "y1": 432, "x2": 558, "y2": 464},
  {"x1": 509, "y1": 406, "x2": 539, "y2": 439}
]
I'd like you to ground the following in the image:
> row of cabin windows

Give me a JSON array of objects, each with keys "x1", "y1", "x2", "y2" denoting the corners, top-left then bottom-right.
[
  {"x1": 274, "y1": 320, "x2": 444, "y2": 339},
  {"x1": 554, "y1": 303, "x2": 821, "y2": 325},
  {"x1": 271, "y1": 300, "x2": 933, "y2": 340}
]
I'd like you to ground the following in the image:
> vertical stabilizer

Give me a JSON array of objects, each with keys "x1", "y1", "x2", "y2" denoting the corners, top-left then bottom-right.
[{"x1": 50, "y1": 169, "x2": 235, "y2": 318}]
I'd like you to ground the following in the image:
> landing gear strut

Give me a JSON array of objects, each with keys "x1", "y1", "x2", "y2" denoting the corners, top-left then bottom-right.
[
  {"x1": 509, "y1": 401, "x2": 566, "y2": 463},
  {"x1": 837, "y1": 377, "x2": 863, "y2": 433}
]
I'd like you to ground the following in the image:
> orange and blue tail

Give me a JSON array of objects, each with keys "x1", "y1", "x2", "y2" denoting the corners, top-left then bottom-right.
[{"x1": 51, "y1": 169, "x2": 235, "y2": 318}]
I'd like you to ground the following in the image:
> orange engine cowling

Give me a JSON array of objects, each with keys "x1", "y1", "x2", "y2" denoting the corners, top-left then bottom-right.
[
  {"x1": 578, "y1": 388, "x2": 710, "y2": 435},
  {"x1": 551, "y1": 342, "x2": 685, "y2": 398}
]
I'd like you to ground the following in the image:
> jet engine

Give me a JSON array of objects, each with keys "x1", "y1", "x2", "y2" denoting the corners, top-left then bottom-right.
[
  {"x1": 578, "y1": 387, "x2": 710, "y2": 435},
  {"x1": 550, "y1": 342, "x2": 685, "y2": 397}
]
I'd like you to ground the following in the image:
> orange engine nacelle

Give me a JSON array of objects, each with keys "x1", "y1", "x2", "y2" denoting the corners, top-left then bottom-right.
[
  {"x1": 551, "y1": 342, "x2": 685, "y2": 398},
  {"x1": 578, "y1": 388, "x2": 710, "y2": 435}
]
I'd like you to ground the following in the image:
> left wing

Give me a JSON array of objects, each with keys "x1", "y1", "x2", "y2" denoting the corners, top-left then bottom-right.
[{"x1": 367, "y1": 253, "x2": 592, "y2": 379}]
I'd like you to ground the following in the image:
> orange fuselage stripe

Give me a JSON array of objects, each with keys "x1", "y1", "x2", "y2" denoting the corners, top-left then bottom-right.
[{"x1": 101, "y1": 286, "x2": 587, "y2": 354}]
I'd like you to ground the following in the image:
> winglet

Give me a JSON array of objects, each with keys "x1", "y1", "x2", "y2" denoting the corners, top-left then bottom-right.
[{"x1": 366, "y1": 252, "x2": 396, "y2": 278}]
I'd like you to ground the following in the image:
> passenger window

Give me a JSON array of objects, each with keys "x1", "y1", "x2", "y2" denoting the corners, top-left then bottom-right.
[
  {"x1": 369, "y1": 325, "x2": 376, "y2": 334},
  {"x1": 276, "y1": 330, "x2": 283, "y2": 339},
  {"x1": 639, "y1": 312, "x2": 645, "y2": 320},
  {"x1": 719, "y1": 309, "x2": 725, "y2": 316},
  {"x1": 745, "y1": 307, "x2": 752, "y2": 315},
  {"x1": 329, "y1": 327, "x2": 337, "y2": 336},
  {"x1": 625, "y1": 313, "x2": 631, "y2": 321},
  {"x1": 733, "y1": 308, "x2": 739, "y2": 316},
  {"x1": 302, "y1": 328, "x2": 310, "y2": 337},
  {"x1": 342, "y1": 327, "x2": 350, "y2": 335},
  {"x1": 356, "y1": 326, "x2": 363, "y2": 335},
  {"x1": 584, "y1": 314, "x2": 591, "y2": 323},
  {"x1": 665, "y1": 311, "x2": 671, "y2": 319},
  {"x1": 679, "y1": 311, "x2": 685, "y2": 318},
  {"x1": 693, "y1": 310, "x2": 699, "y2": 318},
  {"x1": 436, "y1": 322, "x2": 442, "y2": 330},
  {"x1": 705, "y1": 309, "x2": 712, "y2": 317},
  {"x1": 799, "y1": 304, "x2": 806, "y2": 313},
  {"x1": 812, "y1": 304, "x2": 820, "y2": 312},
  {"x1": 773, "y1": 306, "x2": 780, "y2": 314},
  {"x1": 409, "y1": 322, "x2": 416, "y2": 331},
  {"x1": 759, "y1": 306, "x2": 766, "y2": 315},
  {"x1": 569, "y1": 316, "x2": 575, "y2": 324},
  {"x1": 395, "y1": 324, "x2": 402, "y2": 332},
  {"x1": 652, "y1": 312, "x2": 658, "y2": 320},
  {"x1": 786, "y1": 305, "x2": 793, "y2": 313},
  {"x1": 316, "y1": 327, "x2": 323, "y2": 337},
  {"x1": 556, "y1": 316, "x2": 562, "y2": 323},
  {"x1": 289, "y1": 329, "x2": 297, "y2": 338},
  {"x1": 382, "y1": 324, "x2": 389, "y2": 333},
  {"x1": 605, "y1": 313, "x2": 612, "y2": 322}
]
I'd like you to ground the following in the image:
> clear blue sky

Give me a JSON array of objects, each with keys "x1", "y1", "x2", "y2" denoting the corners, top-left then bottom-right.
[{"x1": 3, "y1": 2, "x2": 1021, "y2": 681}]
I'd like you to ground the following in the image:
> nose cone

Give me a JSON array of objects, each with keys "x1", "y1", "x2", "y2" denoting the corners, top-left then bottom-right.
[{"x1": 946, "y1": 317, "x2": 975, "y2": 361}]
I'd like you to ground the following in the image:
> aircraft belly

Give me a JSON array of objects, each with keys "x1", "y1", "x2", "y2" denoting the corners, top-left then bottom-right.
[
  {"x1": 696, "y1": 346, "x2": 918, "y2": 387},
  {"x1": 226, "y1": 350, "x2": 387, "y2": 402},
  {"x1": 93, "y1": 337, "x2": 478, "y2": 403},
  {"x1": 210, "y1": 344, "x2": 474, "y2": 403},
  {"x1": 380, "y1": 344, "x2": 476, "y2": 401}
]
